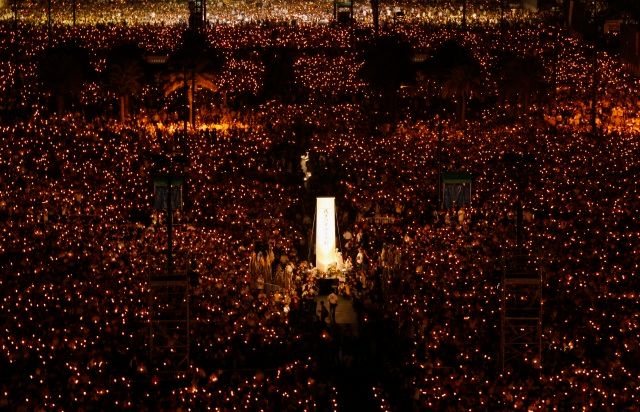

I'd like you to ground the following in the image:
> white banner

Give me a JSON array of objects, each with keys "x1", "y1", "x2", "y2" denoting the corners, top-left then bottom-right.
[{"x1": 316, "y1": 197, "x2": 336, "y2": 272}]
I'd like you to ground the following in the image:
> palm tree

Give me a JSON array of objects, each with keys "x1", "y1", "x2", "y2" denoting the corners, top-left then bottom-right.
[
  {"x1": 165, "y1": 31, "x2": 223, "y2": 128},
  {"x1": 109, "y1": 62, "x2": 144, "y2": 123},
  {"x1": 441, "y1": 64, "x2": 481, "y2": 123},
  {"x1": 425, "y1": 40, "x2": 482, "y2": 124},
  {"x1": 361, "y1": 34, "x2": 414, "y2": 126},
  {"x1": 164, "y1": 58, "x2": 218, "y2": 128},
  {"x1": 39, "y1": 44, "x2": 92, "y2": 113},
  {"x1": 261, "y1": 47, "x2": 297, "y2": 102},
  {"x1": 499, "y1": 53, "x2": 545, "y2": 115},
  {"x1": 107, "y1": 44, "x2": 145, "y2": 123}
]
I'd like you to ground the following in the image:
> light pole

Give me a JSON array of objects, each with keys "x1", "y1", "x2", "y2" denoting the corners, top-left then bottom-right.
[
  {"x1": 504, "y1": 152, "x2": 532, "y2": 250},
  {"x1": 371, "y1": 0, "x2": 379, "y2": 38},
  {"x1": 183, "y1": 65, "x2": 189, "y2": 133},
  {"x1": 590, "y1": 46, "x2": 598, "y2": 136},
  {"x1": 47, "y1": 0, "x2": 51, "y2": 36},
  {"x1": 202, "y1": 0, "x2": 206, "y2": 27},
  {"x1": 12, "y1": 0, "x2": 19, "y2": 29},
  {"x1": 462, "y1": 0, "x2": 467, "y2": 30},
  {"x1": 436, "y1": 115, "x2": 443, "y2": 208},
  {"x1": 589, "y1": 0, "x2": 600, "y2": 137},
  {"x1": 167, "y1": 169, "x2": 173, "y2": 275}
]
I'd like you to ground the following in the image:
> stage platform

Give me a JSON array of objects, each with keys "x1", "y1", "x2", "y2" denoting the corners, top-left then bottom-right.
[{"x1": 316, "y1": 277, "x2": 339, "y2": 295}]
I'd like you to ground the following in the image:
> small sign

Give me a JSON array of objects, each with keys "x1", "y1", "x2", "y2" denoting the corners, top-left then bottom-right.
[{"x1": 604, "y1": 20, "x2": 622, "y2": 35}]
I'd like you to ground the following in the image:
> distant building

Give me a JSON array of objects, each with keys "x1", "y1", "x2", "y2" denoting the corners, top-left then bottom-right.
[{"x1": 621, "y1": 24, "x2": 640, "y2": 74}]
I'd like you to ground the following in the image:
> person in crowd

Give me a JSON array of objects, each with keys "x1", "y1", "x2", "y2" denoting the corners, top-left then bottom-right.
[
  {"x1": 318, "y1": 300, "x2": 329, "y2": 324},
  {"x1": 328, "y1": 290, "x2": 338, "y2": 325}
]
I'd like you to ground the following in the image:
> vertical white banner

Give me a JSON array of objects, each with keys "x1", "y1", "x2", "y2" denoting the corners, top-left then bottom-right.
[{"x1": 316, "y1": 197, "x2": 336, "y2": 272}]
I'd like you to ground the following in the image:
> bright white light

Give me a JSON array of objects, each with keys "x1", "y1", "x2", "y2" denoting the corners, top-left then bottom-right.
[{"x1": 316, "y1": 197, "x2": 336, "y2": 272}]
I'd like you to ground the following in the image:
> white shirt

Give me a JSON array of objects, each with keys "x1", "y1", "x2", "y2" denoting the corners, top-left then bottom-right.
[{"x1": 328, "y1": 293, "x2": 338, "y2": 305}]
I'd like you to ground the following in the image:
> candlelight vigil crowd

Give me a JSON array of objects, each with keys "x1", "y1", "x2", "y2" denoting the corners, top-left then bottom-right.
[
  {"x1": 1, "y1": 1, "x2": 639, "y2": 411},
  {"x1": 2, "y1": 0, "x2": 544, "y2": 26}
]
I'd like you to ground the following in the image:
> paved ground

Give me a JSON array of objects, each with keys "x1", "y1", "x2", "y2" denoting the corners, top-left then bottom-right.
[{"x1": 315, "y1": 295, "x2": 358, "y2": 335}]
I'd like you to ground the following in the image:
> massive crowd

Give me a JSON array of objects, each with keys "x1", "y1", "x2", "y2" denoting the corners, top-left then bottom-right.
[
  {"x1": 1, "y1": 3, "x2": 639, "y2": 410},
  {"x1": 1, "y1": 0, "x2": 543, "y2": 27}
]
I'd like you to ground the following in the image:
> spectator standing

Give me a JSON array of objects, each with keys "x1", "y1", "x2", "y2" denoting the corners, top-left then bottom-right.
[{"x1": 318, "y1": 300, "x2": 329, "y2": 324}]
